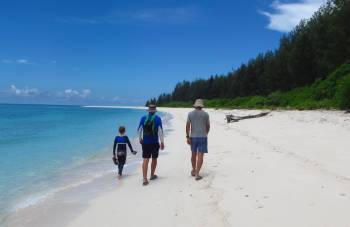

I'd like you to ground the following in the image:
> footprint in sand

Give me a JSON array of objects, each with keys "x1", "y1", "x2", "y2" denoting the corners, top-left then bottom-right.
[{"x1": 221, "y1": 174, "x2": 229, "y2": 178}]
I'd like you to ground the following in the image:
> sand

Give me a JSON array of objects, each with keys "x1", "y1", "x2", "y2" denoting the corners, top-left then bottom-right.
[{"x1": 67, "y1": 108, "x2": 350, "y2": 227}]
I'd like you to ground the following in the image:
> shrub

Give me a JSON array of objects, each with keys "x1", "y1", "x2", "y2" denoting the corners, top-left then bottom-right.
[{"x1": 336, "y1": 75, "x2": 350, "y2": 109}]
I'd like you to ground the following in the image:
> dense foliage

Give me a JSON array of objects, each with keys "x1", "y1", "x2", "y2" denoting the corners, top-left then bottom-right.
[
  {"x1": 155, "y1": 64, "x2": 350, "y2": 109},
  {"x1": 146, "y1": 0, "x2": 350, "y2": 109}
]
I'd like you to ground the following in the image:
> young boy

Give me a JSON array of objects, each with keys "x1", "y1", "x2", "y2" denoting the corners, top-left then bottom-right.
[{"x1": 113, "y1": 126, "x2": 137, "y2": 179}]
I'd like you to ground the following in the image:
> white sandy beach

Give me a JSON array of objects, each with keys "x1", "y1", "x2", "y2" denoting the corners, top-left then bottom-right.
[{"x1": 66, "y1": 107, "x2": 350, "y2": 227}]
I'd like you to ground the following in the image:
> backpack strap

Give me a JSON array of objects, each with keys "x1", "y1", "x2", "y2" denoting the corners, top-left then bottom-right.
[
  {"x1": 144, "y1": 114, "x2": 156, "y2": 125},
  {"x1": 151, "y1": 115, "x2": 156, "y2": 132}
]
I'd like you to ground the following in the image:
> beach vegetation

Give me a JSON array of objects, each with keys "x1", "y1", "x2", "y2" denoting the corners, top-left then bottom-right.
[
  {"x1": 157, "y1": 64, "x2": 350, "y2": 110},
  {"x1": 147, "y1": 0, "x2": 350, "y2": 110}
]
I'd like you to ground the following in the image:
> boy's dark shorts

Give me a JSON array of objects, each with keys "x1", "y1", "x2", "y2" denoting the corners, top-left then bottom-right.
[{"x1": 142, "y1": 143, "x2": 160, "y2": 159}]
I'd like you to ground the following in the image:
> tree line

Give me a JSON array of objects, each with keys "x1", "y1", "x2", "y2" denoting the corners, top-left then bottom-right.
[{"x1": 146, "y1": 0, "x2": 350, "y2": 107}]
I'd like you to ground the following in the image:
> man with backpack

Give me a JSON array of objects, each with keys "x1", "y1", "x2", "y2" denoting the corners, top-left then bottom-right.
[{"x1": 138, "y1": 104, "x2": 165, "y2": 186}]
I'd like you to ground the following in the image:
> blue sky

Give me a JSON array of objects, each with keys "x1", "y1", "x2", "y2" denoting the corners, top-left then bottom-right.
[{"x1": 0, "y1": 0, "x2": 326, "y2": 105}]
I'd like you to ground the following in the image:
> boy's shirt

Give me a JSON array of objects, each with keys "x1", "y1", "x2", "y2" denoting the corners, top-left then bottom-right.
[
  {"x1": 113, "y1": 135, "x2": 133, "y2": 156},
  {"x1": 138, "y1": 114, "x2": 164, "y2": 144}
]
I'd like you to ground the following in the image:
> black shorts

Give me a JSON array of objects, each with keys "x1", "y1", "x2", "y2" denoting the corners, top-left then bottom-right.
[{"x1": 142, "y1": 143, "x2": 160, "y2": 159}]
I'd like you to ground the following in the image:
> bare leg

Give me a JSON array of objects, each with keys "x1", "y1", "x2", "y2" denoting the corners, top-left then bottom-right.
[
  {"x1": 151, "y1": 158, "x2": 157, "y2": 177},
  {"x1": 191, "y1": 152, "x2": 197, "y2": 176},
  {"x1": 195, "y1": 152, "x2": 204, "y2": 177},
  {"x1": 142, "y1": 158, "x2": 149, "y2": 180}
]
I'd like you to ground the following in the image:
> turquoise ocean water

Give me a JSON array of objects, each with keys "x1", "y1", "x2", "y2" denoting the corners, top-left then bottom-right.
[{"x1": 0, "y1": 104, "x2": 147, "y2": 219}]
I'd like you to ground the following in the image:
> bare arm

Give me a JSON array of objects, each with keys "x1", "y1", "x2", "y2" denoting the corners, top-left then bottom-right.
[
  {"x1": 186, "y1": 122, "x2": 191, "y2": 138},
  {"x1": 206, "y1": 114, "x2": 210, "y2": 134},
  {"x1": 158, "y1": 125, "x2": 164, "y2": 144},
  {"x1": 186, "y1": 121, "x2": 191, "y2": 145}
]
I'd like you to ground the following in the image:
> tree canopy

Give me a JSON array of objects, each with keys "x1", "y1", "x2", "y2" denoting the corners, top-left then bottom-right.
[{"x1": 147, "y1": 0, "x2": 350, "y2": 107}]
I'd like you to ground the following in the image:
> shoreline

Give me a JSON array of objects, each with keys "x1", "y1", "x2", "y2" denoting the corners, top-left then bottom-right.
[
  {"x1": 4, "y1": 107, "x2": 350, "y2": 227},
  {"x1": 0, "y1": 108, "x2": 171, "y2": 227},
  {"x1": 83, "y1": 105, "x2": 147, "y2": 109},
  {"x1": 1, "y1": 142, "x2": 144, "y2": 227}
]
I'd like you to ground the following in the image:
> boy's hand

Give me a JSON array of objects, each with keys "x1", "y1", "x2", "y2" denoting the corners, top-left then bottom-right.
[
  {"x1": 187, "y1": 138, "x2": 191, "y2": 145},
  {"x1": 112, "y1": 156, "x2": 118, "y2": 165},
  {"x1": 160, "y1": 142, "x2": 165, "y2": 150}
]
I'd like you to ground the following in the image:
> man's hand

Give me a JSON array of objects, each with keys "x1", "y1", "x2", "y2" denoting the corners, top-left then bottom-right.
[
  {"x1": 186, "y1": 138, "x2": 191, "y2": 145},
  {"x1": 132, "y1": 150, "x2": 137, "y2": 155},
  {"x1": 139, "y1": 139, "x2": 143, "y2": 144},
  {"x1": 160, "y1": 142, "x2": 165, "y2": 150}
]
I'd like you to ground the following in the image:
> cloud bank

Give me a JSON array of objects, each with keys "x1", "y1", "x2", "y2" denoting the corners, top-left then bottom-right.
[
  {"x1": 57, "y1": 6, "x2": 198, "y2": 25},
  {"x1": 10, "y1": 85, "x2": 40, "y2": 97},
  {"x1": 16, "y1": 59, "x2": 29, "y2": 64},
  {"x1": 60, "y1": 89, "x2": 91, "y2": 98},
  {"x1": 1, "y1": 85, "x2": 145, "y2": 105},
  {"x1": 2, "y1": 59, "x2": 31, "y2": 64},
  {"x1": 6, "y1": 85, "x2": 91, "y2": 99},
  {"x1": 261, "y1": 0, "x2": 327, "y2": 32}
]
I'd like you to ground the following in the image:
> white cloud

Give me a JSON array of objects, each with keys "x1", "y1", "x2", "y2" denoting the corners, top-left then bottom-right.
[
  {"x1": 2, "y1": 59, "x2": 13, "y2": 64},
  {"x1": 112, "y1": 96, "x2": 121, "y2": 102},
  {"x1": 9, "y1": 85, "x2": 39, "y2": 97},
  {"x1": 57, "y1": 6, "x2": 198, "y2": 25},
  {"x1": 1, "y1": 59, "x2": 32, "y2": 64},
  {"x1": 127, "y1": 7, "x2": 197, "y2": 24},
  {"x1": 16, "y1": 59, "x2": 30, "y2": 64},
  {"x1": 260, "y1": 0, "x2": 327, "y2": 32},
  {"x1": 1, "y1": 85, "x2": 143, "y2": 105},
  {"x1": 56, "y1": 17, "x2": 101, "y2": 25},
  {"x1": 81, "y1": 89, "x2": 91, "y2": 98},
  {"x1": 60, "y1": 88, "x2": 92, "y2": 98},
  {"x1": 4, "y1": 85, "x2": 91, "y2": 100},
  {"x1": 64, "y1": 89, "x2": 79, "y2": 97},
  {"x1": 111, "y1": 96, "x2": 145, "y2": 105}
]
